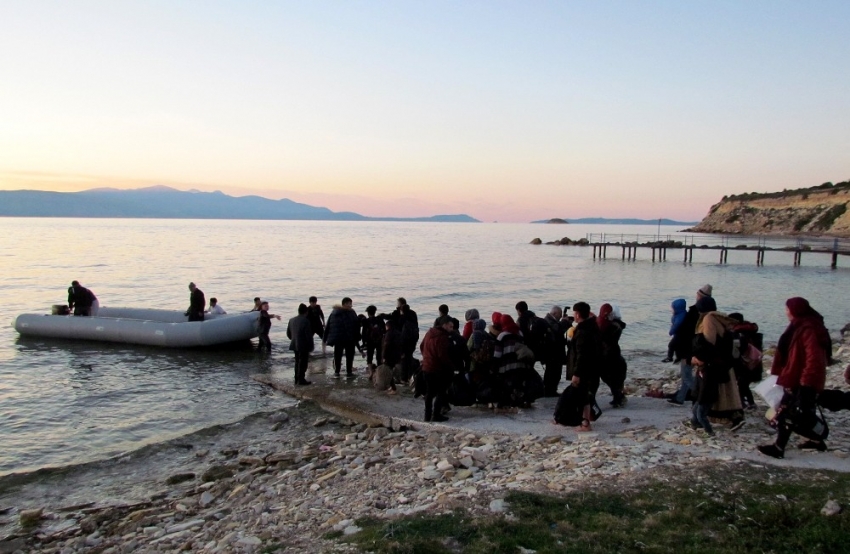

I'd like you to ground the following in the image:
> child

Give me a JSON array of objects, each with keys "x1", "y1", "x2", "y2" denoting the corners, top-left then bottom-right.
[{"x1": 663, "y1": 299, "x2": 687, "y2": 362}]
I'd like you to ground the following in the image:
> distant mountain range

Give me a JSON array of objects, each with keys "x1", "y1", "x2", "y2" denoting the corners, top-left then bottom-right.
[
  {"x1": 532, "y1": 217, "x2": 698, "y2": 225},
  {"x1": 0, "y1": 186, "x2": 479, "y2": 222}
]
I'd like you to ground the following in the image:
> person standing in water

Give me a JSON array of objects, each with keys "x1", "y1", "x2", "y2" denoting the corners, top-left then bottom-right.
[{"x1": 258, "y1": 301, "x2": 282, "y2": 351}]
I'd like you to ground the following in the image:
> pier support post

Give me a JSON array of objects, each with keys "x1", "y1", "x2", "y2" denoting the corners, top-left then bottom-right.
[
  {"x1": 593, "y1": 245, "x2": 597, "y2": 260},
  {"x1": 832, "y1": 252, "x2": 838, "y2": 269},
  {"x1": 652, "y1": 247, "x2": 656, "y2": 262}
]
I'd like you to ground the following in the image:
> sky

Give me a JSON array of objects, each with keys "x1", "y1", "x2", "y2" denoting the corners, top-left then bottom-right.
[{"x1": 1, "y1": 1, "x2": 848, "y2": 222}]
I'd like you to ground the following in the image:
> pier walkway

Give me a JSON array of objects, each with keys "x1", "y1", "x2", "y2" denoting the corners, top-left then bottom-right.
[{"x1": 587, "y1": 233, "x2": 850, "y2": 268}]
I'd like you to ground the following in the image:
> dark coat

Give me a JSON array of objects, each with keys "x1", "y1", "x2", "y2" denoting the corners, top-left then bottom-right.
[
  {"x1": 287, "y1": 314, "x2": 314, "y2": 353},
  {"x1": 324, "y1": 305, "x2": 360, "y2": 346},
  {"x1": 400, "y1": 309, "x2": 420, "y2": 346},
  {"x1": 188, "y1": 288, "x2": 205, "y2": 316},
  {"x1": 382, "y1": 328, "x2": 403, "y2": 367},
  {"x1": 67, "y1": 284, "x2": 96, "y2": 309},
  {"x1": 544, "y1": 313, "x2": 570, "y2": 363},
  {"x1": 568, "y1": 317, "x2": 602, "y2": 390}
]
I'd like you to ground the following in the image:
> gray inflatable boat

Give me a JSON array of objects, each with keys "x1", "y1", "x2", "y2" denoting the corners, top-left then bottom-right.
[{"x1": 14, "y1": 307, "x2": 261, "y2": 347}]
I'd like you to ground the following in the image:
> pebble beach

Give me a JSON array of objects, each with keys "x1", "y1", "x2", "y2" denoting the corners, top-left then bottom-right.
[{"x1": 1, "y1": 329, "x2": 848, "y2": 554}]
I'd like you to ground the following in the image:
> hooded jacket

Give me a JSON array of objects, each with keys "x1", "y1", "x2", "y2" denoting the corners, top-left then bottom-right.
[
  {"x1": 324, "y1": 305, "x2": 361, "y2": 346},
  {"x1": 420, "y1": 326, "x2": 453, "y2": 373},
  {"x1": 771, "y1": 317, "x2": 830, "y2": 392}
]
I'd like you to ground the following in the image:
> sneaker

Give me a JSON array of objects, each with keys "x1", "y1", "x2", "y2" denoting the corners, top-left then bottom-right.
[
  {"x1": 431, "y1": 414, "x2": 449, "y2": 423},
  {"x1": 661, "y1": 357, "x2": 673, "y2": 363},
  {"x1": 797, "y1": 440, "x2": 828, "y2": 452},
  {"x1": 333, "y1": 372, "x2": 341, "y2": 379},
  {"x1": 296, "y1": 379, "x2": 312, "y2": 386},
  {"x1": 757, "y1": 444, "x2": 785, "y2": 459},
  {"x1": 667, "y1": 398, "x2": 684, "y2": 405},
  {"x1": 682, "y1": 419, "x2": 699, "y2": 430},
  {"x1": 730, "y1": 419, "x2": 746, "y2": 432},
  {"x1": 346, "y1": 372, "x2": 355, "y2": 379}
]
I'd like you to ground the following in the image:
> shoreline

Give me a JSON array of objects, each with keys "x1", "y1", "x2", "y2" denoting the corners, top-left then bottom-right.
[{"x1": 2, "y1": 345, "x2": 848, "y2": 552}]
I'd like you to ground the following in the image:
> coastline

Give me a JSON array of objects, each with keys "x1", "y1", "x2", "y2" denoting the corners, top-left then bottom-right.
[{"x1": 2, "y1": 343, "x2": 848, "y2": 552}]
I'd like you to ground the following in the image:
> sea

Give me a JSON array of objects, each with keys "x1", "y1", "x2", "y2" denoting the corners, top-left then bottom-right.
[{"x1": 1, "y1": 218, "x2": 848, "y2": 479}]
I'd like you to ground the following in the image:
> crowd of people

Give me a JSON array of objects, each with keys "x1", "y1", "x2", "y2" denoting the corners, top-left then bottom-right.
[{"x1": 64, "y1": 280, "x2": 848, "y2": 459}]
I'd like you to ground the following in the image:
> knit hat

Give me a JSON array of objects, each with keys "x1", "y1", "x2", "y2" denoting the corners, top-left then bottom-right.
[
  {"x1": 698, "y1": 284, "x2": 713, "y2": 297},
  {"x1": 695, "y1": 296, "x2": 717, "y2": 313}
]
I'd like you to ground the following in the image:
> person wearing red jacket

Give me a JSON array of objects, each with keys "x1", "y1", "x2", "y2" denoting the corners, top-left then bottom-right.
[
  {"x1": 758, "y1": 297, "x2": 832, "y2": 459},
  {"x1": 420, "y1": 316, "x2": 456, "y2": 422}
]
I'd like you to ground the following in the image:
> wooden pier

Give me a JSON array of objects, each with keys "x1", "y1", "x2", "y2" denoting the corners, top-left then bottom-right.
[{"x1": 587, "y1": 234, "x2": 849, "y2": 269}]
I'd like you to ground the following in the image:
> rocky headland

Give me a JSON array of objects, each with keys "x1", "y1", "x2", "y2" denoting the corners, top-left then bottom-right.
[{"x1": 687, "y1": 181, "x2": 850, "y2": 237}]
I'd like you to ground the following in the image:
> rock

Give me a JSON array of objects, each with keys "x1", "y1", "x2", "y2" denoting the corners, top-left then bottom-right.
[
  {"x1": 238, "y1": 535, "x2": 262, "y2": 546},
  {"x1": 166, "y1": 472, "x2": 196, "y2": 485},
  {"x1": 313, "y1": 417, "x2": 329, "y2": 427},
  {"x1": 459, "y1": 456, "x2": 475, "y2": 468},
  {"x1": 166, "y1": 520, "x2": 205, "y2": 534},
  {"x1": 343, "y1": 525, "x2": 362, "y2": 535},
  {"x1": 202, "y1": 465, "x2": 234, "y2": 482},
  {"x1": 455, "y1": 469, "x2": 473, "y2": 480},
  {"x1": 489, "y1": 499, "x2": 507, "y2": 513},
  {"x1": 436, "y1": 460, "x2": 454, "y2": 471},
  {"x1": 421, "y1": 469, "x2": 441, "y2": 480},
  {"x1": 821, "y1": 500, "x2": 842, "y2": 516},
  {"x1": 265, "y1": 451, "x2": 296, "y2": 464},
  {"x1": 238, "y1": 456, "x2": 265, "y2": 466},
  {"x1": 530, "y1": 238, "x2": 542, "y2": 245},
  {"x1": 269, "y1": 411, "x2": 290, "y2": 423},
  {"x1": 621, "y1": 417, "x2": 631, "y2": 424},
  {"x1": 0, "y1": 538, "x2": 26, "y2": 554},
  {"x1": 199, "y1": 491, "x2": 216, "y2": 507},
  {"x1": 19, "y1": 507, "x2": 43, "y2": 527}
]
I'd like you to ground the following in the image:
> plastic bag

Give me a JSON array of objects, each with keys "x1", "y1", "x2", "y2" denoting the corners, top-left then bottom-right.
[{"x1": 754, "y1": 375, "x2": 784, "y2": 411}]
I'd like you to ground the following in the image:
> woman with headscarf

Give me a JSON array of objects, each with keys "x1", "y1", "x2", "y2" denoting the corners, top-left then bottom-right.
[
  {"x1": 687, "y1": 302, "x2": 740, "y2": 435},
  {"x1": 598, "y1": 303, "x2": 628, "y2": 407},
  {"x1": 758, "y1": 298, "x2": 831, "y2": 459},
  {"x1": 492, "y1": 314, "x2": 533, "y2": 407}
]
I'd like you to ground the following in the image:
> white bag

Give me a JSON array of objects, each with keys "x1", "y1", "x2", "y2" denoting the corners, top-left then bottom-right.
[{"x1": 754, "y1": 375, "x2": 784, "y2": 411}]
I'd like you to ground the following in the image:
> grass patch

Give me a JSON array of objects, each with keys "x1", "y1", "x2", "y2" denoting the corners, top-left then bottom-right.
[{"x1": 340, "y1": 466, "x2": 850, "y2": 553}]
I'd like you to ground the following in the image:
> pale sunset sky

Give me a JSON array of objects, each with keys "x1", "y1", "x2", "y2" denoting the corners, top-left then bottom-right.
[{"x1": 1, "y1": 1, "x2": 848, "y2": 222}]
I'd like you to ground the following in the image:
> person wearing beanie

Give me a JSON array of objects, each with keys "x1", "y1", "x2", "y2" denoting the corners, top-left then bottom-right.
[
  {"x1": 758, "y1": 297, "x2": 831, "y2": 459},
  {"x1": 668, "y1": 286, "x2": 718, "y2": 405}
]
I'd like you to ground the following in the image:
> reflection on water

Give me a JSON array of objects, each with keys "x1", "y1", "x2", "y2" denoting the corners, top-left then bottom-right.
[{"x1": 1, "y1": 218, "x2": 848, "y2": 476}]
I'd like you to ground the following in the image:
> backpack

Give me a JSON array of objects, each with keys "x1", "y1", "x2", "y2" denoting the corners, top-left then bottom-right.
[{"x1": 366, "y1": 318, "x2": 383, "y2": 345}]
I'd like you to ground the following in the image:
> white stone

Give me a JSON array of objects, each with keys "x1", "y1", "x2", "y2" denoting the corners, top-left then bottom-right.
[
  {"x1": 489, "y1": 499, "x2": 507, "y2": 513},
  {"x1": 821, "y1": 500, "x2": 842, "y2": 516},
  {"x1": 343, "y1": 525, "x2": 362, "y2": 535}
]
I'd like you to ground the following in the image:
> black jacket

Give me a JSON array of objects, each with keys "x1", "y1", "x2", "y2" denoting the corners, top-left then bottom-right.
[
  {"x1": 188, "y1": 288, "x2": 205, "y2": 316},
  {"x1": 568, "y1": 317, "x2": 602, "y2": 387},
  {"x1": 287, "y1": 314, "x2": 314, "y2": 352},
  {"x1": 325, "y1": 305, "x2": 360, "y2": 346}
]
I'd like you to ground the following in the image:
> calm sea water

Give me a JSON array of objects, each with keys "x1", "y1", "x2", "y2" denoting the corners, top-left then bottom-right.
[{"x1": 1, "y1": 218, "x2": 848, "y2": 477}]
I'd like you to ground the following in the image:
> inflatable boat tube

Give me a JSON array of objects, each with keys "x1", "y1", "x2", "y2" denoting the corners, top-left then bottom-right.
[{"x1": 13, "y1": 307, "x2": 261, "y2": 348}]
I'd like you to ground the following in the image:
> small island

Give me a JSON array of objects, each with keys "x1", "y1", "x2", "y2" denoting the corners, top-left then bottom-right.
[{"x1": 545, "y1": 218, "x2": 569, "y2": 224}]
